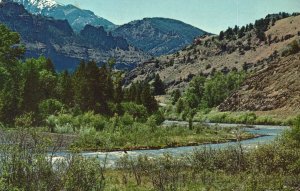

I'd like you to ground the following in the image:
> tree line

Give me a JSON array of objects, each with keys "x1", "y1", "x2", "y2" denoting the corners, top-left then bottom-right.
[
  {"x1": 0, "y1": 24, "x2": 160, "y2": 125},
  {"x1": 218, "y1": 12, "x2": 298, "y2": 41}
]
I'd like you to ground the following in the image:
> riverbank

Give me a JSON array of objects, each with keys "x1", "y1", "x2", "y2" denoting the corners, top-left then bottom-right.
[
  {"x1": 70, "y1": 124, "x2": 256, "y2": 152},
  {"x1": 164, "y1": 108, "x2": 298, "y2": 126},
  {"x1": 69, "y1": 134, "x2": 262, "y2": 152}
]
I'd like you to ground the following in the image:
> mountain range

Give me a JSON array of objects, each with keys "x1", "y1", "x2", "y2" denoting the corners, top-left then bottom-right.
[
  {"x1": 0, "y1": 1, "x2": 150, "y2": 71},
  {"x1": 10, "y1": 0, "x2": 116, "y2": 32},
  {"x1": 5, "y1": 0, "x2": 208, "y2": 56},
  {"x1": 113, "y1": 18, "x2": 208, "y2": 56}
]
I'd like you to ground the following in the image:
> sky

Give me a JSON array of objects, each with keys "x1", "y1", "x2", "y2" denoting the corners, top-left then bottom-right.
[{"x1": 57, "y1": 0, "x2": 300, "y2": 34}]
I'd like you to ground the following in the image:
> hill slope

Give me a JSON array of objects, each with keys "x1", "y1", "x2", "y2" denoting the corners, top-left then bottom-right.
[
  {"x1": 0, "y1": 1, "x2": 150, "y2": 70},
  {"x1": 113, "y1": 18, "x2": 208, "y2": 56},
  {"x1": 219, "y1": 52, "x2": 300, "y2": 111},
  {"x1": 125, "y1": 13, "x2": 300, "y2": 112}
]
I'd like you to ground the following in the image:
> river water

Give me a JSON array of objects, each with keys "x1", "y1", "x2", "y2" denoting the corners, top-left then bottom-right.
[{"x1": 53, "y1": 122, "x2": 289, "y2": 167}]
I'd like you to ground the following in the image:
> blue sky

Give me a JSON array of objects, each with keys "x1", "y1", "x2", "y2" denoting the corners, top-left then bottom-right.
[{"x1": 57, "y1": 0, "x2": 300, "y2": 33}]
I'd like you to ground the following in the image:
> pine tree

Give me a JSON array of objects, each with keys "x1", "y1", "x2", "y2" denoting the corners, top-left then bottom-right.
[
  {"x1": 98, "y1": 64, "x2": 111, "y2": 115},
  {"x1": 114, "y1": 77, "x2": 123, "y2": 104},
  {"x1": 153, "y1": 74, "x2": 165, "y2": 95},
  {"x1": 85, "y1": 61, "x2": 102, "y2": 112},
  {"x1": 22, "y1": 59, "x2": 41, "y2": 113},
  {"x1": 73, "y1": 61, "x2": 89, "y2": 111},
  {"x1": 44, "y1": 58, "x2": 56, "y2": 74},
  {"x1": 58, "y1": 70, "x2": 74, "y2": 106},
  {"x1": 219, "y1": 31, "x2": 224, "y2": 40},
  {"x1": 141, "y1": 83, "x2": 158, "y2": 113}
]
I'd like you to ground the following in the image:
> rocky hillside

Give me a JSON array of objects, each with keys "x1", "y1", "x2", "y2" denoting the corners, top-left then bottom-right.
[
  {"x1": 126, "y1": 14, "x2": 300, "y2": 89},
  {"x1": 8, "y1": 0, "x2": 116, "y2": 32},
  {"x1": 0, "y1": 1, "x2": 150, "y2": 71},
  {"x1": 113, "y1": 18, "x2": 208, "y2": 56},
  {"x1": 125, "y1": 13, "x2": 300, "y2": 112},
  {"x1": 219, "y1": 52, "x2": 300, "y2": 112}
]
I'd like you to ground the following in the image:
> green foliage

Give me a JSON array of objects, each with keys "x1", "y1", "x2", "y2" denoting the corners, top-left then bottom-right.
[
  {"x1": 178, "y1": 71, "x2": 246, "y2": 114},
  {"x1": 0, "y1": 22, "x2": 157, "y2": 124},
  {"x1": 0, "y1": 24, "x2": 25, "y2": 65},
  {"x1": 124, "y1": 81, "x2": 158, "y2": 114},
  {"x1": 184, "y1": 75, "x2": 206, "y2": 108},
  {"x1": 38, "y1": 99, "x2": 64, "y2": 122},
  {"x1": 176, "y1": 98, "x2": 185, "y2": 114},
  {"x1": 0, "y1": 129, "x2": 106, "y2": 190},
  {"x1": 218, "y1": 31, "x2": 224, "y2": 40},
  {"x1": 284, "y1": 115, "x2": 300, "y2": 147},
  {"x1": 46, "y1": 112, "x2": 109, "y2": 134},
  {"x1": 14, "y1": 112, "x2": 35, "y2": 128},
  {"x1": 121, "y1": 102, "x2": 148, "y2": 122},
  {"x1": 171, "y1": 89, "x2": 181, "y2": 105}
]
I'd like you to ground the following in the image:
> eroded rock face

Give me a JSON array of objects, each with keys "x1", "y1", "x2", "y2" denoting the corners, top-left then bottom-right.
[{"x1": 219, "y1": 53, "x2": 300, "y2": 111}]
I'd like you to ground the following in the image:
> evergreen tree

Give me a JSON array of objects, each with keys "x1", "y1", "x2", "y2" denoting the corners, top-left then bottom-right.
[
  {"x1": 44, "y1": 58, "x2": 56, "y2": 74},
  {"x1": 233, "y1": 25, "x2": 239, "y2": 34},
  {"x1": 114, "y1": 77, "x2": 124, "y2": 104},
  {"x1": 39, "y1": 58, "x2": 57, "y2": 100},
  {"x1": 153, "y1": 74, "x2": 165, "y2": 95},
  {"x1": 219, "y1": 31, "x2": 224, "y2": 40},
  {"x1": 171, "y1": 89, "x2": 181, "y2": 105},
  {"x1": 58, "y1": 70, "x2": 74, "y2": 106},
  {"x1": 85, "y1": 61, "x2": 102, "y2": 112},
  {"x1": 225, "y1": 27, "x2": 234, "y2": 39},
  {"x1": 73, "y1": 61, "x2": 89, "y2": 111},
  {"x1": 0, "y1": 25, "x2": 25, "y2": 65},
  {"x1": 238, "y1": 26, "x2": 246, "y2": 38},
  {"x1": 98, "y1": 64, "x2": 111, "y2": 114},
  {"x1": 141, "y1": 83, "x2": 158, "y2": 113},
  {"x1": 22, "y1": 59, "x2": 41, "y2": 113},
  {"x1": 0, "y1": 25, "x2": 25, "y2": 123}
]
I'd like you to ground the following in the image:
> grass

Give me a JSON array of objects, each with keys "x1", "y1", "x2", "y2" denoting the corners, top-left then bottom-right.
[
  {"x1": 71, "y1": 123, "x2": 255, "y2": 151},
  {"x1": 164, "y1": 105, "x2": 297, "y2": 125},
  {"x1": 0, "y1": 115, "x2": 299, "y2": 190}
]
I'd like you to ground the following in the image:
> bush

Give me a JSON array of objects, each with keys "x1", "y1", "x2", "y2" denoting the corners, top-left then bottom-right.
[
  {"x1": 284, "y1": 116, "x2": 300, "y2": 147},
  {"x1": 75, "y1": 112, "x2": 108, "y2": 131},
  {"x1": 46, "y1": 112, "x2": 108, "y2": 133},
  {"x1": 0, "y1": 129, "x2": 106, "y2": 190},
  {"x1": 120, "y1": 112, "x2": 134, "y2": 126},
  {"x1": 121, "y1": 102, "x2": 148, "y2": 121},
  {"x1": 38, "y1": 99, "x2": 64, "y2": 122},
  {"x1": 14, "y1": 112, "x2": 35, "y2": 128},
  {"x1": 281, "y1": 40, "x2": 300, "y2": 57}
]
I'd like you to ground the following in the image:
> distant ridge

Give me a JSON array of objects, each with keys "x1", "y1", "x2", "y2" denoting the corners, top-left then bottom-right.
[{"x1": 113, "y1": 17, "x2": 209, "y2": 56}]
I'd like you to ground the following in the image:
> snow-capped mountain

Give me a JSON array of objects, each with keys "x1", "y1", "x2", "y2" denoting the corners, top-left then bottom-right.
[
  {"x1": 9, "y1": 0, "x2": 116, "y2": 32},
  {"x1": 12, "y1": 0, "x2": 58, "y2": 12}
]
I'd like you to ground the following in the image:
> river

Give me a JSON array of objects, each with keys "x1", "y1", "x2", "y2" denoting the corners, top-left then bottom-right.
[{"x1": 53, "y1": 121, "x2": 289, "y2": 167}]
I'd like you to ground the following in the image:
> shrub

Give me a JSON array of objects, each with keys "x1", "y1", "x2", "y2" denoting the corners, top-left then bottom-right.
[
  {"x1": 120, "y1": 112, "x2": 134, "y2": 126},
  {"x1": 121, "y1": 102, "x2": 148, "y2": 121},
  {"x1": 14, "y1": 112, "x2": 35, "y2": 128},
  {"x1": 38, "y1": 99, "x2": 64, "y2": 122},
  {"x1": 284, "y1": 115, "x2": 300, "y2": 147},
  {"x1": 75, "y1": 112, "x2": 107, "y2": 131},
  {"x1": 281, "y1": 40, "x2": 300, "y2": 57}
]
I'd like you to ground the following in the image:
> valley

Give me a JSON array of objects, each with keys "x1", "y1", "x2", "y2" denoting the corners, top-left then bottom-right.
[{"x1": 0, "y1": 0, "x2": 299, "y2": 190}]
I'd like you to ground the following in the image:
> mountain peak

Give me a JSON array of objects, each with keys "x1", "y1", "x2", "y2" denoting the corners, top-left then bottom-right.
[{"x1": 11, "y1": 0, "x2": 58, "y2": 11}]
